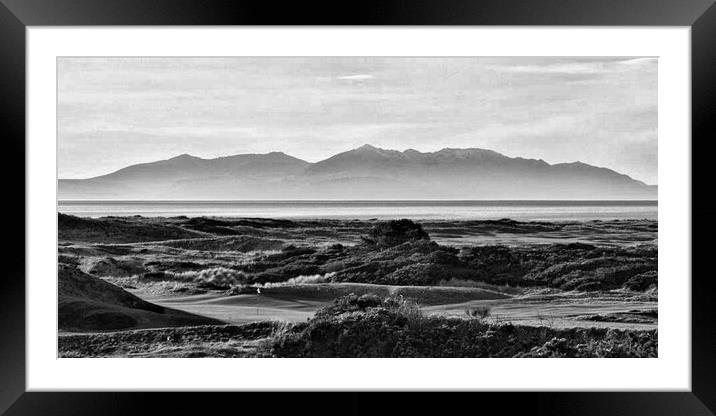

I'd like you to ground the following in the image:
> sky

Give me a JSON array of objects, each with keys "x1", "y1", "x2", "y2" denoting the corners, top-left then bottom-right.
[{"x1": 58, "y1": 57, "x2": 657, "y2": 184}]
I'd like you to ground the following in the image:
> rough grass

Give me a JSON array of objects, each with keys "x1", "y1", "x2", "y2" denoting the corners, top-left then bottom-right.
[
  {"x1": 160, "y1": 236, "x2": 285, "y2": 252},
  {"x1": 264, "y1": 295, "x2": 657, "y2": 358},
  {"x1": 254, "y1": 282, "x2": 507, "y2": 305},
  {"x1": 239, "y1": 238, "x2": 656, "y2": 292},
  {"x1": 57, "y1": 294, "x2": 657, "y2": 358},
  {"x1": 58, "y1": 323, "x2": 276, "y2": 357},
  {"x1": 58, "y1": 213, "x2": 204, "y2": 243},
  {"x1": 59, "y1": 214, "x2": 657, "y2": 293}
]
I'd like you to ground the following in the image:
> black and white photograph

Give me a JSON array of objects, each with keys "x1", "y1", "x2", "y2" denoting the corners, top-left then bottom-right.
[{"x1": 56, "y1": 56, "x2": 658, "y2": 358}]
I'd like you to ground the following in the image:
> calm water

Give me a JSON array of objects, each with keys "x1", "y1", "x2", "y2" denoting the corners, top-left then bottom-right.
[{"x1": 58, "y1": 200, "x2": 657, "y2": 221}]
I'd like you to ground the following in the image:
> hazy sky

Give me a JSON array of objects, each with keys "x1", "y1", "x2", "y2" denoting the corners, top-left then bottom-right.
[{"x1": 58, "y1": 57, "x2": 657, "y2": 184}]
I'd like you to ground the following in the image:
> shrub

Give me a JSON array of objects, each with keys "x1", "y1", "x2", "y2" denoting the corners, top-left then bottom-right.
[
  {"x1": 266, "y1": 294, "x2": 657, "y2": 358},
  {"x1": 362, "y1": 219, "x2": 430, "y2": 247},
  {"x1": 465, "y1": 305, "x2": 491, "y2": 320},
  {"x1": 624, "y1": 271, "x2": 658, "y2": 291},
  {"x1": 169, "y1": 267, "x2": 248, "y2": 289},
  {"x1": 385, "y1": 263, "x2": 449, "y2": 285},
  {"x1": 314, "y1": 293, "x2": 384, "y2": 318},
  {"x1": 391, "y1": 296, "x2": 426, "y2": 330}
]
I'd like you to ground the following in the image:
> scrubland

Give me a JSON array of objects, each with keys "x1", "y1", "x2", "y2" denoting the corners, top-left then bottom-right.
[{"x1": 57, "y1": 213, "x2": 658, "y2": 357}]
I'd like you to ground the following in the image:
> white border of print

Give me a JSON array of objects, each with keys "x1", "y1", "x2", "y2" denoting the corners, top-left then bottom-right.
[{"x1": 27, "y1": 27, "x2": 690, "y2": 391}]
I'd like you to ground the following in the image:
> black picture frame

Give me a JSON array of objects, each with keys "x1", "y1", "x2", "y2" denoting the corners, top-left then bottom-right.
[{"x1": 1, "y1": 0, "x2": 714, "y2": 414}]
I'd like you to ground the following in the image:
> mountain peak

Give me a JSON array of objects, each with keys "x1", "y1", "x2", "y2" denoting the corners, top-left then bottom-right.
[
  {"x1": 346, "y1": 144, "x2": 402, "y2": 158},
  {"x1": 170, "y1": 153, "x2": 200, "y2": 161}
]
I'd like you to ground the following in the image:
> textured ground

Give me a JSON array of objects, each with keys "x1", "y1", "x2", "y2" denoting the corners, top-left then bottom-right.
[{"x1": 57, "y1": 214, "x2": 658, "y2": 357}]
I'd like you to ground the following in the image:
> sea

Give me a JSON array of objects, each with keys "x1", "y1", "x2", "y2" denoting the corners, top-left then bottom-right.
[{"x1": 57, "y1": 200, "x2": 658, "y2": 221}]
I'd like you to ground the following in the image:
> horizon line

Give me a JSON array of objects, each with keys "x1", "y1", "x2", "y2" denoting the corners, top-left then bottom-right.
[{"x1": 58, "y1": 199, "x2": 659, "y2": 205}]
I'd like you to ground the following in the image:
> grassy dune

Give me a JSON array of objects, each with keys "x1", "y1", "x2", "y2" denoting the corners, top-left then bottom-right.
[
  {"x1": 266, "y1": 294, "x2": 658, "y2": 358},
  {"x1": 59, "y1": 263, "x2": 220, "y2": 331}
]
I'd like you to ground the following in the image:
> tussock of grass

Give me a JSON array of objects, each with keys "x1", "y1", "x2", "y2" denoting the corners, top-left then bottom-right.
[{"x1": 258, "y1": 273, "x2": 336, "y2": 288}]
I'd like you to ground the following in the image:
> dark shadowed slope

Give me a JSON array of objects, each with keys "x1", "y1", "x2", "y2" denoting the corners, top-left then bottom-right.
[
  {"x1": 58, "y1": 145, "x2": 657, "y2": 200},
  {"x1": 58, "y1": 263, "x2": 221, "y2": 331}
]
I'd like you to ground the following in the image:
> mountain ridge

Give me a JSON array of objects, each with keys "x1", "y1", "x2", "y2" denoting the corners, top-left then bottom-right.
[{"x1": 59, "y1": 145, "x2": 657, "y2": 200}]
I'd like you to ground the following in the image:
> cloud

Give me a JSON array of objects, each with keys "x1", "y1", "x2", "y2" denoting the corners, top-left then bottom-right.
[
  {"x1": 58, "y1": 57, "x2": 656, "y2": 183},
  {"x1": 489, "y1": 57, "x2": 657, "y2": 76},
  {"x1": 497, "y1": 62, "x2": 605, "y2": 75},
  {"x1": 337, "y1": 74, "x2": 374, "y2": 81},
  {"x1": 618, "y1": 57, "x2": 658, "y2": 65}
]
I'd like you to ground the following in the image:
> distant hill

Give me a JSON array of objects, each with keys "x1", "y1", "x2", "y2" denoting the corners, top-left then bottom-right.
[{"x1": 58, "y1": 145, "x2": 657, "y2": 200}]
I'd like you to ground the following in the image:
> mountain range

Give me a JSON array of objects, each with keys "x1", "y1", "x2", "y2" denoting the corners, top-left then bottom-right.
[{"x1": 58, "y1": 145, "x2": 657, "y2": 200}]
